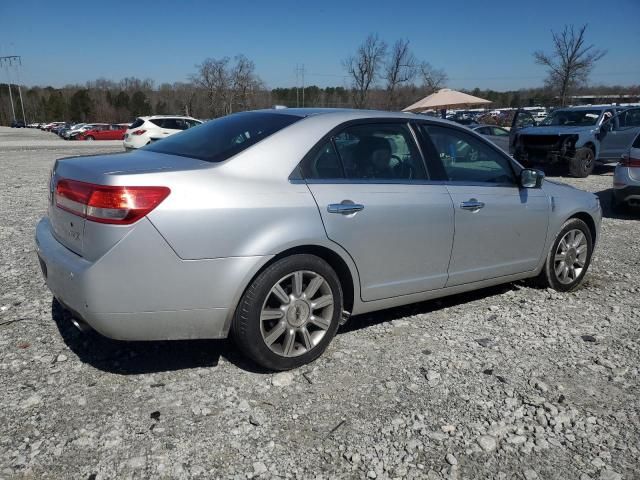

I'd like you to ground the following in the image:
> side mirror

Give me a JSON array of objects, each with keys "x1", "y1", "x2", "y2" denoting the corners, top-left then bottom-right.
[{"x1": 520, "y1": 168, "x2": 544, "y2": 189}]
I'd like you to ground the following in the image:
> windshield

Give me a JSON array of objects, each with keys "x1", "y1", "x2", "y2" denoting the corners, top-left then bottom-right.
[
  {"x1": 540, "y1": 109, "x2": 601, "y2": 127},
  {"x1": 143, "y1": 112, "x2": 301, "y2": 162}
]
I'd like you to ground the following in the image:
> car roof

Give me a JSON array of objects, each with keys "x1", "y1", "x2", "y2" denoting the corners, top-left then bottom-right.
[
  {"x1": 250, "y1": 108, "x2": 469, "y2": 128},
  {"x1": 139, "y1": 115, "x2": 199, "y2": 120}
]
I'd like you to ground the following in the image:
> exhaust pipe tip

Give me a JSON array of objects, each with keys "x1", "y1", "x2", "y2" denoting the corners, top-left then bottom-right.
[{"x1": 70, "y1": 316, "x2": 92, "y2": 333}]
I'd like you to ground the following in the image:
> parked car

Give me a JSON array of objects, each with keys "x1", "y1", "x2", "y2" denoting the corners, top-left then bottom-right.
[
  {"x1": 10, "y1": 120, "x2": 26, "y2": 128},
  {"x1": 123, "y1": 115, "x2": 202, "y2": 150},
  {"x1": 469, "y1": 124, "x2": 511, "y2": 152},
  {"x1": 612, "y1": 131, "x2": 640, "y2": 211},
  {"x1": 36, "y1": 109, "x2": 601, "y2": 370},
  {"x1": 510, "y1": 106, "x2": 640, "y2": 177},
  {"x1": 62, "y1": 123, "x2": 86, "y2": 139},
  {"x1": 76, "y1": 124, "x2": 127, "y2": 141}
]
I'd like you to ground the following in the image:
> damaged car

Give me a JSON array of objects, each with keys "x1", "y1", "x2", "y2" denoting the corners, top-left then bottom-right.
[{"x1": 510, "y1": 106, "x2": 640, "y2": 177}]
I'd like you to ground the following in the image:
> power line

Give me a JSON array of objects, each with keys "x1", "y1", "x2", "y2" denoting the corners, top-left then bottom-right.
[{"x1": 1, "y1": 55, "x2": 27, "y2": 123}]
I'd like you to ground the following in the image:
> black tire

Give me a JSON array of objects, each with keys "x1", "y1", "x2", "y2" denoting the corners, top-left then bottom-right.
[
  {"x1": 231, "y1": 254, "x2": 343, "y2": 371},
  {"x1": 534, "y1": 218, "x2": 593, "y2": 292},
  {"x1": 569, "y1": 147, "x2": 595, "y2": 178}
]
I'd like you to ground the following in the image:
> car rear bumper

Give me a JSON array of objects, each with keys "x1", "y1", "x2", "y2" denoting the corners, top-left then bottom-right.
[
  {"x1": 613, "y1": 166, "x2": 640, "y2": 204},
  {"x1": 35, "y1": 217, "x2": 271, "y2": 340}
]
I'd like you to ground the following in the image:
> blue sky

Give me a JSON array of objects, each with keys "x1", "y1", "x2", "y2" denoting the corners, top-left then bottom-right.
[{"x1": 1, "y1": 0, "x2": 639, "y2": 91}]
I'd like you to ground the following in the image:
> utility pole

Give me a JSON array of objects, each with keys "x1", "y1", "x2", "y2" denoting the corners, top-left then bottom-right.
[
  {"x1": 295, "y1": 64, "x2": 299, "y2": 108},
  {"x1": 1, "y1": 55, "x2": 26, "y2": 123},
  {"x1": 1, "y1": 56, "x2": 18, "y2": 121},
  {"x1": 301, "y1": 64, "x2": 305, "y2": 108}
]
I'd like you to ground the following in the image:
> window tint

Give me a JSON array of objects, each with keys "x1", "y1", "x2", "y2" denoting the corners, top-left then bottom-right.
[
  {"x1": 130, "y1": 118, "x2": 144, "y2": 129},
  {"x1": 302, "y1": 141, "x2": 344, "y2": 179},
  {"x1": 150, "y1": 118, "x2": 165, "y2": 128},
  {"x1": 332, "y1": 124, "x2": 427, "y2": 181},
  {"x1": 422, "y1": 125, "x2": 516, "y2": 185},
  {"x1": 143, "y1": 112, "x2": 301, "y2": 163}
]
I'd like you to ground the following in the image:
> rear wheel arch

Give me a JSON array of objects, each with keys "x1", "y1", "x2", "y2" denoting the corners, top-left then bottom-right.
[{"x1": 232, "y1": 244, "x2": 357, "y2": 323}]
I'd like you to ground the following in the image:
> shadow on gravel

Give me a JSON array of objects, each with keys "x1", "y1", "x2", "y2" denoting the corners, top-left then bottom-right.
[
  {"x1": 340, "y1": 283, "x2": 517, "y2": 334},
  {"x1": 594, "y1": 188, "x2": 639, "y2": 220},
  {"x1": 529, "y1": 162, "x2": 615, "y2": 179},
  {"x1": 51, "y1": 299, "x2": 269, "y2": 375}
]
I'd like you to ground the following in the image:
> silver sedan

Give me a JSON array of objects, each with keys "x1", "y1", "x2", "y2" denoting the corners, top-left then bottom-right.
[{"x1": 35, "y1": 109, "x2": 602, "y2": 370}]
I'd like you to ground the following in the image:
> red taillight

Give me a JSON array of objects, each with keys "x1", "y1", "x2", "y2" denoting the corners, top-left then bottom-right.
[
  {"x1": 55, "y1": 179, "x2": 170, "y2": 225},
  {"x1": 132, "y1": 129, "x2": 146, "y2": 136},
  {"x1": 620, "y1": 154, "x2": 640, "y2": 168}
]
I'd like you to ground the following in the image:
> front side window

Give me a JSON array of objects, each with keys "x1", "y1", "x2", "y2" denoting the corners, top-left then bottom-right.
[
  {"x1": 332, "y1": 124, "x2": 427, "y2": 181},
  {"x1": 421, "y1": 125, "x2": 516, "y2": 185},
  {"x1": 491, "y1": 127, "x2": 509, "y2": 136}
]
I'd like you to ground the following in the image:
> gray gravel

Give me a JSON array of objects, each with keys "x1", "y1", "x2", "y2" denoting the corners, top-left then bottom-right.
[{"x1": 1, "y1": 126, "x2": 638, "y2": 479}]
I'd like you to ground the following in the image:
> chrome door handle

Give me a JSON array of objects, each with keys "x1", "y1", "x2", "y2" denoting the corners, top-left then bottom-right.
[
  {"x1": 327, "y1": 203, "x2": 364, "y2": 215},
  {"x1": 460, "y1": 199, "x2": 485, "y2": 211}
]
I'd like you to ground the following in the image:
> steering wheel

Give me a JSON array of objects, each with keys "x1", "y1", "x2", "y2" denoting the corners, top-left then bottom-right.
[{"x1": 390, "y1": 154, "x2": 414, "y2": 179}]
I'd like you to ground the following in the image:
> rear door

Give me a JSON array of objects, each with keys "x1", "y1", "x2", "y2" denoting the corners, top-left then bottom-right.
[
  {"x1": 303, "y1": 121, "x2": 455, "y2": 301},
  {"x1": 418, "y1": 123, "x2": 549, "y2": 286},
  {"x1": 599, "y1": 108, "x2": 640, "y2": 161}
]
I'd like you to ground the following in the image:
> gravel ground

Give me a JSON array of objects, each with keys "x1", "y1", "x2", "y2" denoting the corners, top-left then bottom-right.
[{"x1": 0, "y1": 126, "x2": 638, "y2": 480}]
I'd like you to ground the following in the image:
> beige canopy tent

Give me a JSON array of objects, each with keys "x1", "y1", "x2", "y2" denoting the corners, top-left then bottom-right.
[{"x1": 403, "y1": 88, "x2": 491, "y2": 113}]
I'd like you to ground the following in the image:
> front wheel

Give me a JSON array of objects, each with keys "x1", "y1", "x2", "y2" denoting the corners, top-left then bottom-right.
[
  {"x1": 85, "y1": 136, "x2": 95, "y2": 141},
  {"x1": 232, "y1": 254, "x2": 343, "y2": 371},
  {"x1": 535, "y1": 218, "x2": 593, "y2": 292},
  {"x1": 569, "y1": 148, "x2": 595, "y2": 178}
]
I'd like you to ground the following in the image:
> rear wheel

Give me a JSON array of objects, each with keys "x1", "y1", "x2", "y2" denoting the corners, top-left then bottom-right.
[
  {"x1": 232, "y1": 254, "x2": 343, "y2": 371},
  {"x1": 85, "y1": 136, "x2": 95, "y2": 141},
  {"x1": 535, "y1": 218, "x2": 593, "y2": 292},
  {"x1": 569, "y1": 147, "x2": 595, "y2": 178}
]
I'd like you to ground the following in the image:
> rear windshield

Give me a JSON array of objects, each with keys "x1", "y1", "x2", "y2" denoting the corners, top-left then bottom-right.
[
  {"x1": 143, "y1": 112, "x2": 301, "y2": 162},
  {"x1": 129, "y1": 118, "x2": 144, "y2": 129}
]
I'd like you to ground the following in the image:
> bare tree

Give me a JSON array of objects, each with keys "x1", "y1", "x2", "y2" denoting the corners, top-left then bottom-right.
[
  {"x1": 384, "y1": 39, "x2": 417, "y2": 110},
  {"x1": 228, "y1": 55, "x2": 262, "y2": 113},
  {"x1": 343, "y1": 34, "x2": 388, "y2": 108},
  {"x1": 419, "y1": 62, "x2": 448, "y2": 94},
  {"x1": 192, "y1": 57, "x2": 231, "y2": 117},
  {"x1": 534, "y1": 24, "x2": 606, "y2": 106},
  {"x1": 192, "y1": 55, "x2": 262, "y2": 117}
]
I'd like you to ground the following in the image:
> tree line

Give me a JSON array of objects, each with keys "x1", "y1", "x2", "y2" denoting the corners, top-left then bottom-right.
[{"x1": 1, "y1": 24, "x2": 636, "y2": 125}]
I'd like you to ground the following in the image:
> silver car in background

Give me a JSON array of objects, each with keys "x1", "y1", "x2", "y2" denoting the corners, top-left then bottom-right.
[
  {"x1": 612, "y1": 132, "x2": 640, "y2": 210},
  {"x1": 35, "y1": 109, "x2": 602, "y2": 370},
  {"x1": 469, "y1": 124, "x2": 511, "y2": 152}
]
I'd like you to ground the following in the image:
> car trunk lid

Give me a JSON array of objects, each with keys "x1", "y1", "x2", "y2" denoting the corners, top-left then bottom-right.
[{"x1": 49, "y1": 150, "x2": 211, "y2": 258}]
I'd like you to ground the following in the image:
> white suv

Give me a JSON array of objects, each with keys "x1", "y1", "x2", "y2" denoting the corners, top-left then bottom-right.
[{"x1": 123, "y1": 115, "x2": 202, "y2": 150}]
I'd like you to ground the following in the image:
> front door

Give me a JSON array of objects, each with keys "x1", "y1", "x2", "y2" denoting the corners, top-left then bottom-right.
[
  {"x1": 302, "y1": 122, "x2": 455, "y2": 301},
  {"x1": 419, "y1": 124, "x2": 549, "y2": 286},
  {"x1": 599, "y1": 108, "x2": 640, "y2": 161}
]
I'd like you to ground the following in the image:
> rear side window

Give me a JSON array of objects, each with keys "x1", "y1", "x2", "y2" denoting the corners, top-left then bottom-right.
[
  {"x1": 633, "y1": 133, "x2": 640, "y2": 149},
  {"x1": 143, "y1": 112, "x2": 301, "y2": 163},
  {"x1": 130, "y1": 118, "x2": 144, "y2": 129}
]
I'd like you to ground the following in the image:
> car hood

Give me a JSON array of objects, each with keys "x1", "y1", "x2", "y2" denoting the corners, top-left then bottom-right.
[{"x1": 518, "y1": 126, "x2": 597, "y2": 136}]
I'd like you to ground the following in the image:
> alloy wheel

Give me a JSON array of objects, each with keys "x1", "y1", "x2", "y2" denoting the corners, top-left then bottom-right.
[
  {"x1": 553, "y1": 229, "x2": 588, "y2": 285},
  {"x1": 260, "y1": 270, "x2": 334, "y2": 357}
]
